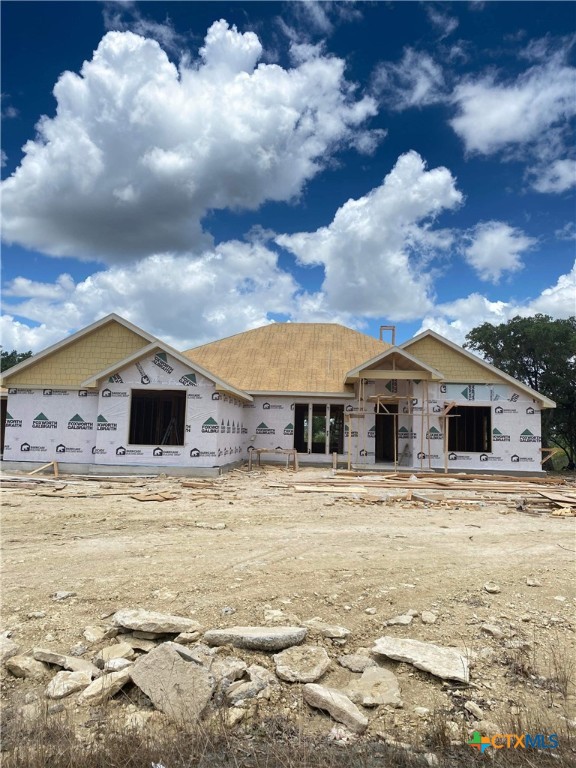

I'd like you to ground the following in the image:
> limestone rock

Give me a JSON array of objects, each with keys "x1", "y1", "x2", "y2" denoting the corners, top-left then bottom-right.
[
  {"x1": 95, "y1": 642, "x2": 135, "y2": 663},
  {"x1": 465, "y1": 700, "x2": 484, "y2": 719},
  {"x1": 174, "y1": 632, "x2": 201, "y2": 645},
  {"x1": 226, "y1": 664, "x2": 277, "y2": 706},
  {"x1": 6, "y1": 654, "x2": 50, "y2": 680},
  {"x1": 481, "y1": 624, "x2": 504, "y2": 639},
  {"x1": 33, "y1": 648, "x2": 99, "y2": 677},
  {"x1": 83, "y1": 626, "x2": 116, "y2": 644},
  {"x1": 33, "y1": 648, "x2": 67, "y2": 667},
  {"x1": 273, "y1": 645, "x2": 331, "y2": 683},
  {"x1": 52, "y1": 591, "x2": 76, "y2": 601},
  {"x1": 204, "y1": 626, "x2": 307, "y2": 652},
  {"x1": 302, "y1": 683, "x2": 368, "y2": 734},
  {"x1": 78, "y1": 669, "x2": 131, "y2": 705},
  {"x1": 345, "y1": 667, "x2": 402, "y2": 708},
  {"x1": 46, "y1": 670, "x2": 91, "y2": 699},
  {"x1": 372, "y1": 636, "x2": 469, "y2": 683},
  {"x1": 130, "y1": 643, "x2": 215, "y2": 722},
  {"x1": 0, "y1": 636, "x2": 20, "y2": 665},
  {"x1": 483, "y1": 582, "x2": 501, "y2": 594},
  {"x1": 113, "y1": 609, "x2": 202, "y2": 635},
  {"x1": 386, "y1": 614, "x2": 413, "y2": 626},
  {"x1": 211, "y1": 657, "x2": 247, "y2": 685},
  {"x1": 303, "y1": 618, "x2": 351, "y2": 639},
  {"x1": 104, "y1": 658, "x2": 133, "y2": 672},
  {"x1": 421, "y1": 612, "x2": 437, "y2": 625},
  {"x1": 338, "y1": 654, "x2": 377, "y2": 673},
  {"x1": 122, "y1": 635, "x2": 158, "y2": 652}
]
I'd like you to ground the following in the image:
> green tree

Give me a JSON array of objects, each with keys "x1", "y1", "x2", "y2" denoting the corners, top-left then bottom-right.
[
  {"x1": 464, "y1": 315, "x2": 576, "y2": 469},
  {"x1": 1, "y1": 348, "x2": 33, "y2": 372}
]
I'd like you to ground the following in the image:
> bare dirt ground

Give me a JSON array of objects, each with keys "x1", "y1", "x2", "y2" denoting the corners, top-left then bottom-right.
[{"x1": 1, "y1": 465, "x2": 575, "y2": 756}]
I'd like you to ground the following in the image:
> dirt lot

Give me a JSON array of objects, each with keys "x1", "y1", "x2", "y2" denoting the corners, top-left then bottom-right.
[{"x1": 1, "y1": 465, "x2": 575, "y2": 754}]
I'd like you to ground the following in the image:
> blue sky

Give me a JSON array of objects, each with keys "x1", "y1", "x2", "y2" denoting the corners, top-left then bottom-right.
[{"x1": 1, "y1": 1, "x2": 575, "y2": 354}]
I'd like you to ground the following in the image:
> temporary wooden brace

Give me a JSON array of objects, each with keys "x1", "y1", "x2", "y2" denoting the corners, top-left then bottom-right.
[
  {"x1": 541, "y1": 447, "x2": 562, "y2": 466},
  {"x1": 28, "y1": 461, "x2": 59, "y2": 478}
]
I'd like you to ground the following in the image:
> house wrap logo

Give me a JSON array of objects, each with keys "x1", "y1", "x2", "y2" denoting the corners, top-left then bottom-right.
[
  {"x1": 153, "y1": 352, "x2": 174, "y2": 375},
  {"x1": 480, "y1": 453, "x2": 502, "y2": 462},
  {"x1": 135, "y1": 362, "x2": 151, "y2": 384},
  {"x1": 56, "y1": 444, "x2": 82, "y2": 454},
  {"x1": 190, "y1": 447, "x2": 217, "y2": 458},
  {"x1": 449, "y1": 452, "x2": 472, "y2": 461},
  {"x1": 102, "y1": 389, "x2": 128, "y2": 398},
  {"x1": 68, "y1": 414, "x2": 94, "y2": 430},
  {"x1": 385, "y1": 380, "x2": 398, "y2": 393},
  {"x1": 426, "y1": 426, "x2": 442, "y2": 440},
  {"x1": 417, "y1": 451, "x2": 440, "y2": 460},
  {"x1": 21, "y1": 442, "x2": 47, "y2": 452},
  {"x1": 202, "y1": 417, "x2": 219, "y2": 433},
  {"x1": 256, "y1": 422, "x2": 275, "y2": 435},
  {"x1": 398, "y1": 426, "x2": 416, "y2": 440},
  {"x1": 97, "y1": 415, "x2": 117, "y2": 431},
  {"x1": 5, "y1": 412, "x2": 22, "y2": 428},
  {"x1": 344, "y1": 424, "x2": 358, "y2": 438},
  {"x1": 263, "y1": 402, "x2": 283, "y2": 410},
  {"x1": 108, "y1": 374, "x2": 123, "y2": 383},
  {"x1": 492, "y1": 428, "x2": 510, "y2": 442},
  {"x1": 180, "y1": 373, "x2": 197, "y2": 386},
  {"x1": 43, "y1": 389, "x2": 69, "y2": 396},
  {"x1": 495, "y1": 406, "x2": 517, "y2": 414},
  {"x1": 511, "y1": 454, "x2": 534, "y2": 463},
  {"x1": 212, "y1": 393, "x2": 220, "y2": 401},
  {"x1": 32, "y1": 413, "x2": 57, "y2": 429},
  {"x1": 115, "y1": 446, "x2": 143, "y2": 456},
  {"x1": 520, "y1": 429, "x2": 541, "y2": 443},
  {"x1": 461, "y1": 385, "x2": 475, "y2": 400},
  {"x1": 283, "y1": 423, "x2": 294, "y2": 436},
  {"x1": 367, "y1": 425, "x2": 376, "y2": 438}
]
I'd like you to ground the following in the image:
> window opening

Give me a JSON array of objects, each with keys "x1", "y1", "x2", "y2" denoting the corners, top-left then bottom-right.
[
  {"x1": 129, "y1": 390, "x2": 186, "y2": 446},
  {"x1": 448, "y1": 406, "x2": 491, "y2": 453}
]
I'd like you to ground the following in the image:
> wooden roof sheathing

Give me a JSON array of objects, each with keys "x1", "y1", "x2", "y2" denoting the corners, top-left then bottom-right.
[{"x1": 183, "y1": 323, "x2": 390, "y2": 394}]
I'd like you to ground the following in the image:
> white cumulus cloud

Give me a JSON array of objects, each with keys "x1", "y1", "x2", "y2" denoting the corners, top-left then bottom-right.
[
  {"x1": 276, "y1": 151, "x2": 463, "y2": 320},
  {"x1": 417, "y1": 261, "x2": 576, "y2": 345},
  {"x1": 1, "y1": 22, "x2": 379, "y2": 263},
  {"x1": 450, "y1": 54, "x2": 575, "y2": 156},
  {"x1": 0, "y1": 242, "x2": 299, "y2": 352},
  {"x1": 461, "y1": 221, "x2": 536, "y2": 283}
]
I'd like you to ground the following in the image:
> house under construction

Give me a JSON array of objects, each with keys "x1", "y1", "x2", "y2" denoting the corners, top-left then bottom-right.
[{"x1": 0, "y1": 314, "x2": 555, "y2": 474}]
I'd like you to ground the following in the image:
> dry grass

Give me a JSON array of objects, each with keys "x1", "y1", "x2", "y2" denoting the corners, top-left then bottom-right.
[{"x1": 1, "y1": 703, "x2": 575, "y2": 768}]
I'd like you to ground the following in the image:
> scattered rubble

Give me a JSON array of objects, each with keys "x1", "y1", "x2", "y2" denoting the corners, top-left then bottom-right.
[{"x1": 203, "y1": 626, "x2": 307, "y2": 651}]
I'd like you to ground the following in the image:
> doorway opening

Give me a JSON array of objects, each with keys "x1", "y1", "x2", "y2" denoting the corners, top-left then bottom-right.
[{"x1": 375, "y1": 404, "x2": 398, "y2": 462}]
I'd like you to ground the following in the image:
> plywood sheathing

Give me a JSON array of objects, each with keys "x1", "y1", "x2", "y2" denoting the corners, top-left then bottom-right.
[
  {"x1": 3, "y1": 322, "x2": 149, "y2": 388},
  {"x1": 183, "y1": 323, "x2": 390, "y2": 394}
]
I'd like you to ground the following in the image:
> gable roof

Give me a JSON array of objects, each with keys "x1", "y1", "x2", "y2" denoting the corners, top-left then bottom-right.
[
  {"x1": 402, "y1": 330, "x2": 556, "y2": 408},
  {"x1": 81, "y1": 341, "x2": 252, "y2": 402},
  {"x1": 0, "y1": 314, "x2": 156, "y2": 388},
  {"x1": 345, "y1": 346, "x2": 444, "y2": 382},
  {"x1": 183, "y1": 323, "x2": 391, "y2": 394}
]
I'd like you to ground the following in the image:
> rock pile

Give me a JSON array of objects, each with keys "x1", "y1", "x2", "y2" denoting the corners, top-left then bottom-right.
[{"x1": 2, "y1": 607, "x2": 480, "y2": 745}]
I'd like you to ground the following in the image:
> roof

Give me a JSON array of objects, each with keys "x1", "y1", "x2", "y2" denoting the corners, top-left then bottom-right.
[
  {"x1": 81, "y1": 341, "x2": 253, "y2": 402},
  {"x1": 402, "y1": 330, "x2": 556, "y2": 409},
  {"x1": 183, "y1": 323, "x2": 391, "y2": 394},
  {"x1": 0, "y1": 314, "x2": 156, "y2": 388}
]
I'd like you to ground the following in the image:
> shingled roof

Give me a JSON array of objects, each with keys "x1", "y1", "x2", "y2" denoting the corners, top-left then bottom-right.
[{"x1": 183, "y1": 323, "x2": 390, "y2": 394}]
